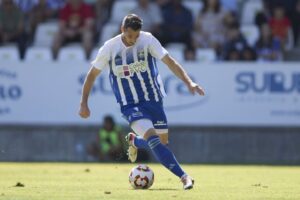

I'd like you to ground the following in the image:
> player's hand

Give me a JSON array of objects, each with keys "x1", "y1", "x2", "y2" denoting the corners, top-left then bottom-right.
[
  {"x1": 188, "y1": 82, "x2": 205, "y2": 96},
  {"x1": 79, "y1": 104, "x2": 90, "y2": 118}
]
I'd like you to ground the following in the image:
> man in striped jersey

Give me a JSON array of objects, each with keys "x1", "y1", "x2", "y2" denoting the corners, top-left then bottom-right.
[{"x1": 79, "y1": 14, "x2": 205, "y2": 190}]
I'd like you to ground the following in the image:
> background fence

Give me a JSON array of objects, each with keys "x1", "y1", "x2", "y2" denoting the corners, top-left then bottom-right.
[{"x1": 1, "y1": 61, "x2": 300, "y2": 163}]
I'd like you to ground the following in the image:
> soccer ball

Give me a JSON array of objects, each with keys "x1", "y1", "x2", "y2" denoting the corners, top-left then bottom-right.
[{"x1": 129, "y1": 164, "x2": 154, "y2": 189}]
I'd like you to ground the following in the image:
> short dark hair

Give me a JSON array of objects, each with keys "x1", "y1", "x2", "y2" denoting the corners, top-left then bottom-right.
[
  {"x1": 202, "y1": 0, "x2": 221, "y2": 14},
  {"x1": 103, "y1": 115, "x2": 115, "y2": 127},
  {"x1": 122, "y1": 14, "x2": 143, "y2": 31}
]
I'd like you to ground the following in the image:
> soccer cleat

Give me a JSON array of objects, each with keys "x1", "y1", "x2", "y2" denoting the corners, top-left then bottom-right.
[
  {"x1": 181, "y1": 175, "x2": 194, "y2": 190},
  {"x1": 125, "y1": 132, "x2": 137, "y2": 163}
]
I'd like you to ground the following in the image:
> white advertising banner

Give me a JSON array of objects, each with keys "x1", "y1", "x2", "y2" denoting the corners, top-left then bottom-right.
[{"x1": 0, "y1": 61, "x2": 299, "y2": 126}]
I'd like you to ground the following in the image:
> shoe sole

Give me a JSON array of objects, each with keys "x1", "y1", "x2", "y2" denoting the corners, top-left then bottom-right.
[{"x1": 127, "y1": 146, "x2": 137, "y2": 163}]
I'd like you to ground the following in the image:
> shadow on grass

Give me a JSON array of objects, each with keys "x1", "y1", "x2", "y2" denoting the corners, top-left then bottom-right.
[{"x1": 149, "y1": 188, "x2": 179, "y2": 191}]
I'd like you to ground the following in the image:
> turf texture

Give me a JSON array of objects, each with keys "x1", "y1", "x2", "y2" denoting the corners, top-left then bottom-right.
[{"x1": 0, "y1": 163, "x2": 299, "y2": 200}]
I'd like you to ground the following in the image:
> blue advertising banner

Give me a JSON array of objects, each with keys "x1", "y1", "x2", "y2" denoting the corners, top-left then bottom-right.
[{"x1": 0, "y1": 61, "x2": 299, "y2": 126}]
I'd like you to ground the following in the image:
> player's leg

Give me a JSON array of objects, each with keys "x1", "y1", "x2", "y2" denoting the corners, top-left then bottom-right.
[
  {"x1": 134, "y1": 121, "x2": 193, "y2": 190},
  {"x1": 146, "y1": 102, "x2": 193, "y2": 189},
  {"x1": 157, "y1": 132, "x2": 169, "y2": 145},
  {"x1": 123, "y1": 104, "x2": 155, "y2": 162},
  {"x1": 127, "y1": 120, "x2": 151, "y2": 149},
  {"x1": 125, "y1": 128, "x2": 168, "y2": 163},
  {"x1": 126, "y1": 102, "x2": 170, "y2": 161},
  {"x1": 155, "y1": 132, "x2": 194, "y2": 189},
  {"x1": 126, "y1": 132, "x2": 168, "y2": 149},
  {"x1": 125, "y1": 132, "x2": 166, "y2": 163},
  {"x1": 125, "y1": 102, "x2": 169, "y2": 149}
]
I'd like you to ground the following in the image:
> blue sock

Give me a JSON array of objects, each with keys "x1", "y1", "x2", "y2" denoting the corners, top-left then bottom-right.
[
  {"x1": 133, "y1": 136, "x2": 149, "y2": 149},
  {"x1": 147, "y1": 135, "x2": 185, "y2": 178}
]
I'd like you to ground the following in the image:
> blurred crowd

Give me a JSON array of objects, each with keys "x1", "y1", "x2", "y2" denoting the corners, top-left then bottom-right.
[{"x1": 0, "y1": 0, "x2": 300, "y2": 61}]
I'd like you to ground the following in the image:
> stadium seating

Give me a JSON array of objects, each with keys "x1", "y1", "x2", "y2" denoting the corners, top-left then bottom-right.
[
  {"x1": 90, "y1": 48, "x2": 99, "y2": 61},
  {"x1": 241, "y1": 0, "x2": 263, "y2": 25},
  {"x1": 25, "y1": 47, "x2": 53, "y2": 61},
  {"x1": 240, "y1": 25, "x2": 260, "y2": 47},
  {"x1": 166, "y1": 43, "x2": 186, "y2": 61},
  {"x1": 166, "y1": 47, "x2": 184, "y2": 62},
  {"x1": 110, "y1": 0, "x2": 203, "y2": 24},
  {"x1": 57, "y1": 45, "x2": 86, "y2": 61},
  {"x1": 0, "y1": 46, "x2": 20, "y2": 61},
  {"x1": 183, "y1": 0, "x2": 203, "y2": 21},
  {"x1": 99, "y1": 23, "x2": 119, "y2": 45},
  {"x1": 33, "y1": 21, "x2": 58, "y2": 47},
  {"x1": 166, "y1": 43, "x2": 186, "y2": 51},
  {"x1": 196, "y1": 49, "x2": 217, "y2": 62},
  {"x1": 110, "y1": 0, "x2": 137, "y2": 24}
]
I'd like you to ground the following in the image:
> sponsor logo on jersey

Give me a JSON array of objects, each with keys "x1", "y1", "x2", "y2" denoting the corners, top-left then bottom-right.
[{"x1": 115, "y1": 61, "x2": 147, "y2": 78}]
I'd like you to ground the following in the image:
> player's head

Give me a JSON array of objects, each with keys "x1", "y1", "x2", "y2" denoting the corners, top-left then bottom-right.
[
  {"x1": 103, "y1": 115, "x2": 115, "y2": 131},
  {"x1": 121, "y1": 14, "x2": 143, "y2": 46}
]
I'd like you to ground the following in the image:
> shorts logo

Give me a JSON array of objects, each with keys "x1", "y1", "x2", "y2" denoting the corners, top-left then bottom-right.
[
  {"x1": 154, "y1": 121, "x2": 167, "y2": 126},
  {"x1": 132, "y1": 111, "x2": 143, "y2": 118}
]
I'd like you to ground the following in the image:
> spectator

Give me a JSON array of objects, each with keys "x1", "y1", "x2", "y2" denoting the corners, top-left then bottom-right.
[
  {"x1": 14, "y1": 0, "x2": 66, "y2": 13},
  {"x1": 155, "y1": 0, "x2": 170, "y2": 9},
  {"x1": 255, "y1": 0, "x2": 272, "y2": 27},
  {"x1": 269, "y1": 5, "x2": 293, "y2": 50},
  {"x1": 255, "y1": 23, "x2": 282, "y2": 62},
  {"x1": 242, "y1": 47, "x2": 257, "y2": 61},
  {"x1": 94, "y1": 0, "x2": 115, "y2": 33},
  {"x1": 47, "y1": 0, "x2": 66, "y2": 17},
  {"x1": 13, "y1": 0, "x2": 37, "y2": 15},
  {"x1": 193, "y1": 0, "x2": 227, "y2": 52},
  {"x1": 255, "y1": 13, "x2": 269, "y2": 29},
  {"x1": 48, "y1": 0, "x2": 66, "y2": 9},
  {"x1": 291, "y1": 0, "x2": 300, "y2": 46},
  {"x1": 29, "y1": 0, "x2": 55, "y2": 41},
  {"x1": 87, "y1": 115, "x2": 126, "y2": 161},
  {"x1": 52, "y1": 0, "x2": 95, "y2": 59},
  {"x1": 220, "y1": 0, "x2": 237, "y2": 12},
  {"x1": 223, "y1": 11, "x2": 238, "y2": 32},
  {"x1": 184, "y1": 47, "x2": 196, "y2": 61},
  {"x1": 264, "y1": 0, "x2": 297, "y2": 19},
  {"x1": 160, "y1": 0, "x2": 193, "y2": 48},
  {"x1": 226, "y1": 48, "x2": 240, "y2": 61},
  {"x1": 131, "y1": 0, "x2": 163, "y2": 38},
  {"x1": 0, "y1": 0, "x2": 26, "y2": 59},
  {"x1": 222, "y1": 23, "x2": 250, "y2": 61}
]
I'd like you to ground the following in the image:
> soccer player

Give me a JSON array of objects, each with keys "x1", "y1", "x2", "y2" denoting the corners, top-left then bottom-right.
[{"x1": 79, "y1": 14, "x2": 205, "y2": 190}]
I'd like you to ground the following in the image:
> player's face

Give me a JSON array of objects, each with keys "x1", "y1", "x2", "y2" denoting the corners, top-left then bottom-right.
[{"x1": 122, "y1": 27, "x2": 140, "y2": 46}]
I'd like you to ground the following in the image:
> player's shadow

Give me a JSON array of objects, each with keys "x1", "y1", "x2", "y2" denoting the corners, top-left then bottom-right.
[{"x1": 149, "y1": 188, "x2": 179, "y2": 191}]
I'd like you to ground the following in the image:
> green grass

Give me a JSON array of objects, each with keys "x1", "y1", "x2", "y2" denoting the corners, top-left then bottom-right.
[{"x1": 0, "y1": 163, "x2": 299, "y2": 200}]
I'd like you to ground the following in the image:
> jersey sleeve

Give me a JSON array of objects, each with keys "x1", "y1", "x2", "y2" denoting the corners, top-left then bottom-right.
[
  {"x1": 149, "y1": 34, "x2": 168, "y2": 60},
  {"x1": 91, "y1": 43, "x2": 110, "y2": 70}
]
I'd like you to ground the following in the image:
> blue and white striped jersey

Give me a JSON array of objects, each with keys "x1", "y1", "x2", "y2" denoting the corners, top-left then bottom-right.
[{"x1": 91, "y1": 31, "x2": 168, "y2": 107}]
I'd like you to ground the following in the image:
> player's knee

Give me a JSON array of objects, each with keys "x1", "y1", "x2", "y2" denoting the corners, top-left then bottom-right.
[
  {"x1": 143, "y1": 128, "x2": 157, "y2": 140},
  {"x1": 158, "y1": 134, "x2": 169, "y2": 145},
  {"x1": 160, "y1": 138, "x2": 169, "y2": 145}
]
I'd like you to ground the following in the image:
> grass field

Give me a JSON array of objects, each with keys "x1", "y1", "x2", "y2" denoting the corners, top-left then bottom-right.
[{"x1": 0, "y1": 163, "x2": 299, "y2": 200}]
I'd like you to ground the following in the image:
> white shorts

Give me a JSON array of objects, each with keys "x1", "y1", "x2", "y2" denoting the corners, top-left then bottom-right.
[{"x1": 131, "y1": 119, "x2": 168, "y2": 137}]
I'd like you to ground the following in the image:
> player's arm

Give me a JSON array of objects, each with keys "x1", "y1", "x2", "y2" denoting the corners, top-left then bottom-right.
[
  {"x1": 79, "y1": 67, "x2": 101, "y2": 118},
  {"x1": 161, "y1": 55, "x2": 205, "y2": 96}
]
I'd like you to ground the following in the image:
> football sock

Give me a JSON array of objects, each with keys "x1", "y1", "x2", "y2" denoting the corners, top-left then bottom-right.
[
  {"x1": 147, "y1": 135, "x2": 185, "y2": 178},
  {"x1": 133, "y1": 136, "x2": 149, "y2": 149}
]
